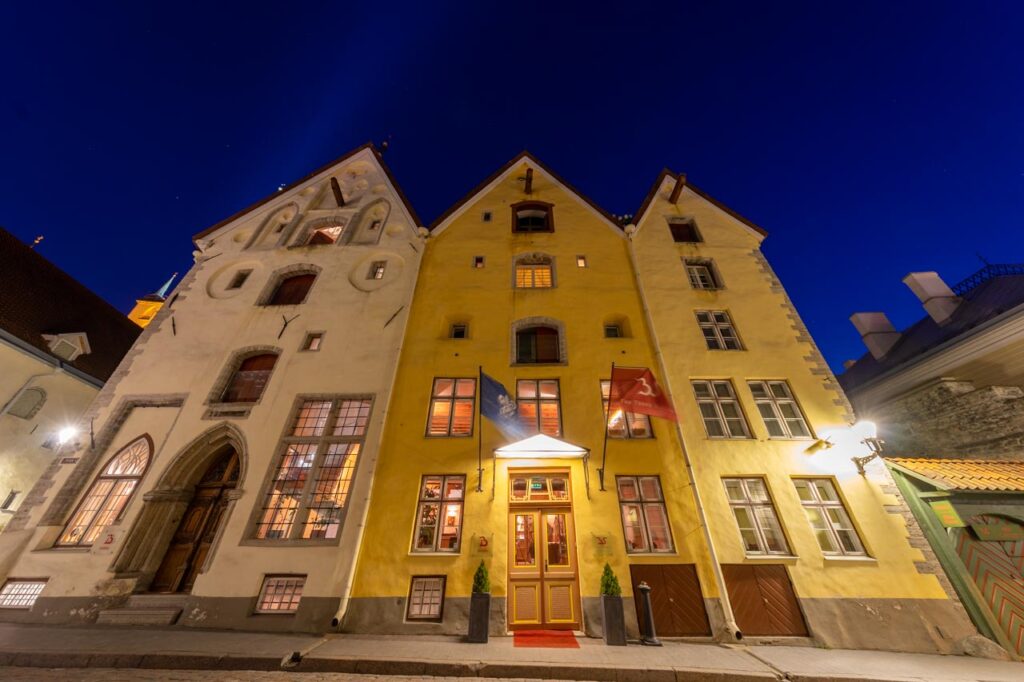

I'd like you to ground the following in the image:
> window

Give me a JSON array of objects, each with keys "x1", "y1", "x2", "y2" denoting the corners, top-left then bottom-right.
[
  {"x1": 367, "y1": 261, "x2": 387, "y2": 280},
  {"x1": 616, "y1": 476, "x2": 673, "y2": 553},
  {"x1": 267, "y1": 273, "x2": 315, "y2": 305},
  {"x1": 412, "y1": 476, "x2": 465, "y2": 553},
  {"x1": 482, "y1": 211, "x2": 492, "y2": 222},
  {"x1": 515, "y1": 326, "x2": 560, "y2": 363},
  {"x1": 669, "y1": 218, "x2": 701, "y2": 243},
  {"x1": 305, "y1": 222, "x2": 345, "y2": 245},
  {"x1": 603, "y1": 324, "x2": 621, "y2": 338},
  {"x1": 601, "y1": 381, "x2": 652, "y2": 438},
  {"x1": 723, "y1": 478, "x2": 790, "y2": 555},
  {"x1": 427, "y1": 378, "x2": 476, "y2": 437},
  {"x1": 1, "y1": 490, "x2": 19, "y2": 510},
  {"x1": 685, "y1": 259, "x2": 720, "y2": 290},
  {"x1": 513, "y1": 202, "x2": 553, "y2": 233},
  {"x1": 407, "y1": 576, "x2": 446, "y2": 621},
  {"x1": 57, "y1": 436, "x2": 150, "y2": 547},
  {"x1": 747, "y1": 381, "x2": 811, "y2": 438},
  {"x1": 256, "y1": 575, "x2": 305, "y2": 613},
  {"x1": 254, "y1": 398, "x2": 371, "y2": 540},
  {"x1": 301, "y1": 333, "x2": 323, "y2": 351},
  {"x1": 696, "y1": 311, "x2": 741, "y2": 350},
  {"x1": 222, "y1": 354, "x2": 277, "y2": 403},
  {"x1": 228, "y1": 269, "x2": 252, "y2": 290},
  {"x1": 510, "y1": 473, "x2": 570, "y2": 502},
  {"x1": 6, "y1": 388, "x2": 45, "y2": 419},
  {"x1": 450, "y1": 324, "x2": 468, "y2": 339},
  {"x1": 515, "y1": 262, "x2": 553, "y2": 288},
  {"x1": 576, "y1": 255, "x2": 587, "y2": 267},
  {"x1": 691, "y1": 380, "x2": 750, "y2": 438},
  {"x1": 474, "y1": 256, "x2": 485, "y2": 268},
  {"x1": 0, "y1": 580, "x2": 46, "y2": 609},
  {"x1": 793, "y1": 479, "x2": 865, "y2": 556},
  {"x1": 517, "y1": 380, "x2": 562, "y2": 437}
]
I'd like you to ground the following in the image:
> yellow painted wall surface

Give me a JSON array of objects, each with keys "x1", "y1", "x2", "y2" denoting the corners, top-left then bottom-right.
[
  {"x1": 351, "y1": 162, "x2": 717, "y2": 606},
  {"x1": 632, "y1": 177, "x2": 946, "y2": 600}
]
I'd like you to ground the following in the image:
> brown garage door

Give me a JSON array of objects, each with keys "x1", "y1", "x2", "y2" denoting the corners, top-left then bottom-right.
[
  {"x1": 721, "y1": 564, "x2": 807, "y2": 636},
  {"x1": 629, "y1": 564, "x2": 711, "y2": 636}
]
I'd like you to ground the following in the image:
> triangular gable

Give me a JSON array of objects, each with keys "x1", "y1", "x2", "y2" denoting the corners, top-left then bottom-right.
[
  {"x1": 633, "y1": 168, "x2": 768, "y2": 238},
  {"x1": 429, "y1": 151, "x2": 624, "y2": 237},
  {"x1": 192, "y1": 142, "x2": 423, "y2": 246}
]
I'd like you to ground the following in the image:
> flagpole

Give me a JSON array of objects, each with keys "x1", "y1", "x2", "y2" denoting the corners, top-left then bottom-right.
[
  {"x1": 476, "y1": 365, "x2": 483, "y2": 493},
  {"x1": 599, "y1": 361, "x2": 614, "y2": 491}
]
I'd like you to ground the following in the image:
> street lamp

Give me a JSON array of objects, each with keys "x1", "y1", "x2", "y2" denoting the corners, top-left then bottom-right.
[{"x1": 850, "y1": 421, "x2": 885, "y2": 474}]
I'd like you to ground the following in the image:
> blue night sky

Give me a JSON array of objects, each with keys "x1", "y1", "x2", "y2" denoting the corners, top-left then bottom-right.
[{"x1": 2, "y1": 2, "x2": 1022, "y2": 372}]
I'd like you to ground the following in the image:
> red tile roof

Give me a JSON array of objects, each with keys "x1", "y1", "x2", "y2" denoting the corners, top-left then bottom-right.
[{"x1": 888, "y1": 458, "x2": 1024, "y2": 492}]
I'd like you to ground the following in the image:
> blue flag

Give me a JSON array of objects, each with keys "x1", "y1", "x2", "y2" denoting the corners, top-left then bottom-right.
[{"x1": 480, "y1": 371, "x2": 528, "y2": 440}]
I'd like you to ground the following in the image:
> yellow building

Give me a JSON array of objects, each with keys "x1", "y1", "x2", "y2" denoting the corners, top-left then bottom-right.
[{"x1": 343, "y1": 155, "x2": 981, "y2": 654}]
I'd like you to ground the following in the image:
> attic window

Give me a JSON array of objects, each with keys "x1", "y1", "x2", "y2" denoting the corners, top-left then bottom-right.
[
  {"x1": 513, "y1": 202, "x2": 553, "y2": 233},
  {"x1": 43, "y1": 333, "x2": 90, "y2": 362},
  {"x1": 474, "y1": 256, "x2": 485, "y2": 268},
  {"x1": 367, "y1": 261, "x2": 387, "y2": 280},
  {"x1": 669, "y1": 219, "x2": 702, "y2": 243},
  {"x1": 482, "y1": 211, "x2": 492, "y2": 222},
  {"x1": 450, "y1": 324, "x2": 468, "y2": 339},
  {"x1": 305, "y1": 222, "x2": 345, "y2": 246}
]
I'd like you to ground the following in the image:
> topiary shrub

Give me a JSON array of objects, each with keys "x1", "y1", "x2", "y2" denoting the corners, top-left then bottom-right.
[
  {"x1": 600, "y1": 563, "x2": 622, "y2": 597},
  {"x1": 472, "y1": 560, "x2": 491, "y2": 594}
]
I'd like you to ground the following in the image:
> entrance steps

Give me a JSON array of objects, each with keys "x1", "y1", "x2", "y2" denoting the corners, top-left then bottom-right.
[{"x1": 96, "y1": 593, "x2": 187, "y2": 626}]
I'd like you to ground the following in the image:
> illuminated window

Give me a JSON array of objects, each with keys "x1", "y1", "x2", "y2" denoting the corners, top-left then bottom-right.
[
  {"x1": 221, "y1": 354, "x2": 277, "y2": 403},
  {"x1": 267, "y1": 273, "x2": 315, "y2": 305},
  {"x1": 426, "y1": 378, "x2": 476, "y2": 437},
  {"x1": 304, "y1": 221, "x2": 345, "y2": 245},
  {"x1": 0, "y1": 580, "x2": 46, "y2": 609},
  {"x1": 576, "y1": 255, "x2": 587, "y2": 267},
  {"x1": 617, "y1": 476, "x2": 673, "y2": 553},
  {"x1": 367, "y1": 261, "x2": 387, "y2": 280},
  {"x1": 256, "y1": 575, "x2": 305, "y2": 613},
  {"x1": 793, "y1": 479, "x2": 865, "y2": 556},
  {"x1": 474, "y1": 256, "x2": 485, "y2": 268},
  {"x1": 723, "y1": 478, "x2": 790, "y2": 555},
  {"x1": 685, "y1": 259, "x2": 720, "y2": 289},
  {"x1": 407, "y1": 576, "x2": 446, "y2": 621},
  {"x1": 696, "y1": 311, "x2": 741, "y2": 350},
  {"x1": 515, "y1": 326, "x2": 560, "y2": 363},
  {"x1": 517, "y1": 379, "x2": 561, "y2": 437},
  {"x1": 600, "y1": 381, "x2": 652, "y2": 438},
  {"x1": 227, "y1": 269, "x2": 252, "y2": 290},
  {"x1": 254, "y1": 398, "x2": 371, "y2": 540},
  {"x1": 669, "y1": 218, "x2": 701, "y2": 243},
  {"x1": 747, "y1": 381, "x2": 811, "y2": 439},
  {"x1": 513, "y1": 202, "x2": 553, "y2": 233},
  {"x1": 692, "y1": 380, "x2": 750, "y2": 438},
  {"x1": 515, "y1": 263, "x2": 553, "y2": 288},
  {"x1": 412, "y1": 476, "x2": 465, "y2": 553},
  {"x1": 57, "y1": 437, "x2": 150, "y2": 547},
  {"x1": 301, "y1": 333, "x2": 323, "y2": 351}
]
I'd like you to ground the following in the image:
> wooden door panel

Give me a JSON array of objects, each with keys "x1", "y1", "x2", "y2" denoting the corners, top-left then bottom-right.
[
  {"x1": 956, "y1": 517, "x2": 1024, "y2": 656},
  {"x1": 630, "y1": 564, "x2": 710, "y2": 636},
  {"x1": 545, "y1": 581, "x2": 576, "y2": 624},
  {"x1": 752, "y1": 565, "x2": 808, "y2": 636},
  {"x1": 512, "y1": 582, "x2": 541, "y2": 625},
  {"x1": 722, "y1": 564, "x2": 807, "y2": 636}
]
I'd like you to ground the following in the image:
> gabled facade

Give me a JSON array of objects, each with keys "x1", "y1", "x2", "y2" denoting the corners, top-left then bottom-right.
[{"x1": 0, "y1": 144, "x2": 423, "y2": 631}]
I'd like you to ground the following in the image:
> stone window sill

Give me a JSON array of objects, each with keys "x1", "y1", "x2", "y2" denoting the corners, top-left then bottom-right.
[
  {"x1": 823, "y1": 555, "x2": 877, "y2": 565},
  {"x1": 743, "y1": 555, "x2": 799, "y2": 564}
]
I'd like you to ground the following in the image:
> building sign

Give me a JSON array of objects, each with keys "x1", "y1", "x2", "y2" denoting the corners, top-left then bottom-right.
[
  {"x1": 928, "y1": 500, "x2": 965, "y2": 528},
  {"x1": 971, "y1": 522, "x2": 1024, "y2": 542}
]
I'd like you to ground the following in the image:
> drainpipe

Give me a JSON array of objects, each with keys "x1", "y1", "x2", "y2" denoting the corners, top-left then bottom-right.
[{"x1": 624, "y1": 227, "x2": 742, "y2": 642}]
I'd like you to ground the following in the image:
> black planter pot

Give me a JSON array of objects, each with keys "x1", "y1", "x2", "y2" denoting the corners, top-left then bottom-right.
[
  {"x1": 602, "y1": 595, "x2": 627, "y2": 646},
  {"x1": 467, "y1": 592, "x2": 490, "y2": 643}
]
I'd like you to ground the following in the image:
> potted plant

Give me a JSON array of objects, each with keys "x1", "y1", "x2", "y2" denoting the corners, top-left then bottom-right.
[
  {"x1": 467, "y1": 560, "x2": 491, "y2": 643},
  {"x1": 600, "y1": 563, "x2": 627, "y2": 646}
]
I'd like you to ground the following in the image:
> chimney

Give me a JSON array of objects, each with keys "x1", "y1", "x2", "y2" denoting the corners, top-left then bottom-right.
[
  {"x1": 850, "y1": 312, "x2": 901, "y2": 359},
  {"x1": 902, "y1": 272, "x2": 961, "y2": 325}
]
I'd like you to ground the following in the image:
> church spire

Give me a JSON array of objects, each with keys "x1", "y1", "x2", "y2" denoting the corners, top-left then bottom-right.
[{"x1": 127, "y1": 273, "x2": 178, "y2": 329}]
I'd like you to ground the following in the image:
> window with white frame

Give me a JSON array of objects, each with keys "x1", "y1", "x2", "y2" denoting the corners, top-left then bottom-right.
[
  {"x1": 685, "y1": 259, "x2": 720, "y2": 290},
  {"x1": 601, "y1": 381, "x2": 652, "y2": 438},
  {"x1": 407, "y1": 576, "x2": 446, "y2": 621},
  {"x1": 256, "y1": 575, "x2": 305, "y2": 613},
  {"x1": 723, "y1": 478, "x2": 790, "y2": 555},
  {"x1": 616, "y1": 476, "x2": 674, "y2": 553},
  {"x1": 747, "y1": 381, "x2": 811, "y2": 438},
  {"x1": 0, "y1": 579, "x2": 46, "y2": 609},
  {"x1": 793, "y1": 479, "x2": 866, "y2": 556},
  {"x1": 517, "y1": 379, "x2": 562, "y2": 436},
  {"x1": 426, "y1": 378, "x2": 476, "y2": 437},
  {"x1": 696, "y1": 311, "x2": 741, "y2": 350},
  {"x1": 691, "y1": 380, "x2": 750, "y2": 438},
  {"x1": 412, "y1": 475, "x2": 465, "y2": 553},
  {"x1": 254, "y1": 398, "x2": 371, "y2": 541}
]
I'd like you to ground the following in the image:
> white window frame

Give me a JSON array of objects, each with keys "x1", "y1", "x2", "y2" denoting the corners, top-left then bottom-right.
[
  {"x1": 747, "y1": 380, "x2": 812, "y2": 439},
  {"x1": 722, "y1": 478, "x2": 790, "y2": 556},
  {"x1": 695, "y1": 311, "x2": 741, "y2": 350},
  {"x1": 411, "y1": 475, "x2": 465, "y2": 553},
  {"x1": 426, "y1": 378, "x2": 476, "y2": 437},
  {"x1": 368, "y1": 261, "x2": 387, "y2": 280},
  {"x1": 616, "y1": 476, "x2": 674, "y2": 553},
  {"x1": 793, "y1": 478, "x2": 866, "y2": 556},
  {"x1": 691, "y1": 380, "x2": 750, "y2": 438},
  {"x1": 685, "y1": 259, "x2": 720, "y2": 290},
  {"x1": 516, "y1": 379, "x2": 562, "y2": 437},
  {"x1": 255, "y1": 575, "x2": 305, "y2": 614},
  {"x1": 0, "y1": 579, "x2": 47, "y2": 609},
  {"x1": 601, "y1": 381, "x2": 653, "y2": 439}
]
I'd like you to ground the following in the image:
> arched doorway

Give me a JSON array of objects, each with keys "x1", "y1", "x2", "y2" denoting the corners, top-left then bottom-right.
[{"x1": 148, "y1": 447, "x2": 239, "y2": 593}]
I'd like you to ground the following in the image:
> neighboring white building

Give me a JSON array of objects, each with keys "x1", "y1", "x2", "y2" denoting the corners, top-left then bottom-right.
[{"x1": 0, "y1": 144, "x2": 424, "y2": 632}]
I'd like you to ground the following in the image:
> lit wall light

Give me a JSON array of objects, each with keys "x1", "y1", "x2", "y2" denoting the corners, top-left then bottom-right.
[
  {"x1": 850, "y1": 420, "x2": 885, "y2": 474},
  {"x1": 57, "y1": 426, "x2": 79, "y2": 446}
]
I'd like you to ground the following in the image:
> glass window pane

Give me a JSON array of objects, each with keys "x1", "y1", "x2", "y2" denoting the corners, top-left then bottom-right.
[
  {"x1": 538, "y1": 380, "x2": 559, "y2": 398},
  {"x1": 748, "y1": 382, "x2": 768, "y2": 399},
  {"x1": 517, "y1": 380, "x2": 537, "y2": 398},
  {"x1": 724, "y1": 479, "x2": 746, "y2": 502},
  {"x1": 422, "y1": 476, "x2": 443, "y2": 499},
  {"x1": 617, "y1": 477, "x2": 640, "y2": 501},
  {"x1": 726, "y1": 418, "x2": 748, "y2": 438},
  {"x1": 744, "y1": 479, "x2": 768, "y2": 502},
  {"x1": 433, "y1": 378, "x2": 454, "y2": 397},
  {"x1": 455, "y1": 379, "x2": 476, "y2": 397},
  {"x1": 444, "y1": 477, "x2": 464, "y2": 500},
  {"x1": 754, "y1": 506, "x2": 788, "y2": 554},
  {"x1": 428, "y1": 400, "x2": 451, "y2": 435},
  {"x1": 539, "y1": 402, "x2": 561, "y2": 436},
  {"x1": 621, "y1": 504, "x2": 649, "y2": 552},
  {"x1": 691, "y1": 381, "x2": 712, "y2": 398},
  {"x1": 644, "y1": 504, "x2": 673, "y2": 551},
  {"x1": 293, "y1": 400, "x2": 332, "y2": 437},
  {"x1": 815, "y1": 480, "x2": 838, "y2": 502},
  {"x1": 769, "y1": 382, "x2": 791, "y2": 398},
  {"x1": 638, "y1": 476, "x2": 662, "y2": 501},
  {"x1": 514, "y1": 514, "x2": 536, "y2": 566},
  {"x1": 438, "y1": 503, "x2": 462, "y2": 550},
  {"x1": 451, "y1": 400, "x2": 474, "y2": 435},
  {"x1": 511, "y1": 477, "x2": 528, "y2": 501},
  {"x1": 793, "y1": 480, "x2": 814, "y2": 501},
  {"x1": 787, "y1": 419, "x2": 811, "y2": 438}
]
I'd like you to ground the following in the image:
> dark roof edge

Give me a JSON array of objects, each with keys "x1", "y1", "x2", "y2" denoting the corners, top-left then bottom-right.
[
  {"x1": 632, "y1": 169, "x2": 769, "y2": 237},
  {"x1": 0, "y1": 328, "x2": 104, "y2": 388}
]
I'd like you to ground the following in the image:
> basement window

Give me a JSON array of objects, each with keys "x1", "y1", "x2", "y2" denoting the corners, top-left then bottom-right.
[
  {"x1": 406, "y1": 576, "x2": 446, "y2": 622},
  {"x1": 0, "y1": 579, "x2": 47, "y2": 609},
  {"x1": 256, "y1": 575, "x2": 305, "y2": 614}
]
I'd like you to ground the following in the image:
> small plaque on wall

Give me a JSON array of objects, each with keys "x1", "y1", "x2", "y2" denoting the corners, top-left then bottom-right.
[
  {"x1": 472, "y1": 532, "x2": 493, "y2": 555},
  {"x1": 60, "y1": 457, "x2": 79, "y2": 465},
  {"x1": 592, "y1": 531, "x2": 614, "y2": 557}
]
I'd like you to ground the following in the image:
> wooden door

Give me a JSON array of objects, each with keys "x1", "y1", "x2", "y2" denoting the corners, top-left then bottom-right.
[
  {"x1": 150, "y1": 449, "x2": 238, "y2": 593},
  {"x1": 508, "y1": 508, "x2": 580, "y2": 629},
  {"x1": 722, "y1": 564, "x2": 807, "y2": 636},
  {"x1": 629, "y1": 564, "x2": 711, "y2": 636},
  {"x1": 956, "y1": 516, "x2": 1024, "y2": 656}
]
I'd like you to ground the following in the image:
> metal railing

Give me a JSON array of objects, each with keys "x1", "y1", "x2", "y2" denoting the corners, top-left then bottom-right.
[{"x1": 952, "y1": 264, "x2": 1024, "y2": 296}]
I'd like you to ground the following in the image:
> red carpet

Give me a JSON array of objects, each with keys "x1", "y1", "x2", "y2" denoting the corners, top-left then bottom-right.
[{"x1": 513, "y1": 629, "x2": 580, "y2": 648}]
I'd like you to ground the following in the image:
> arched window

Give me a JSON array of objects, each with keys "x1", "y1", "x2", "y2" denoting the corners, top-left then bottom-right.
[
  {"x1": 267, "y1": 273, "x2": 316, "y2": 306},
  {"x1": 516, "y1": 326, "x2": 560, "y2": 364},
  {"x1": 57, "y1": 436, "x2": 151, "y2": 547},
  {"x1": 222, "y1": 354, "x2": 278, "y2": 403},
  {"x1": 6, "y1": 388, "x2": 46, "y2": 419},
  {"x1": 512, "y1": 202, "x2": 553, "y2": 233}
]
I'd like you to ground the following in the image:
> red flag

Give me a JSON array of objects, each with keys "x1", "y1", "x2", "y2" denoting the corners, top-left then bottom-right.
[{"x1": 610, "y1": 367, "x2": 678, "y2": 421}]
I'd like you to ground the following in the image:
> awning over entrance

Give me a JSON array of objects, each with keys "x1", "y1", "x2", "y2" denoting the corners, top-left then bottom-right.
[{"x1": 494, "y1": 434, "x2": 589, "y2": 459}]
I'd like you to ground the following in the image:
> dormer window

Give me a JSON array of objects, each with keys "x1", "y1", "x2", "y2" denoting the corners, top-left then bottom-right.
[
  {"x1": 43, "y1": 333, "x2": 90, "y2": 362},
  {"x1": 512, "y1": 202, "x2": 553, "y2": 233}
]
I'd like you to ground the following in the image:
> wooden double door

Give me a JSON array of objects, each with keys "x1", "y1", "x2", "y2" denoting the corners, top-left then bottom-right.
[
  {"x1": 629, "y1": 564, "x2": 711, "y2": 636},
  {"x1": 721, "y1": 564, "x2": 807, "y2": 636},
  {"x1": 150, "y1": 449, "x2": 239, "y2": 594},
  {"x1": 508, "y1": 507, "x2": 580, "y2": 630}
]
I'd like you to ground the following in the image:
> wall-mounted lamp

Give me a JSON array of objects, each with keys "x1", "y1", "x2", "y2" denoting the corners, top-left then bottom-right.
[
  {"x1": 805, "y1": 435, "x2": 835, "y2": 454},
  {"x1": 57, "y1": 426, "x2": 79, "y2": 448},
  {"x1": 850, "y1": 421, "x2": 885, "y2": 474}
]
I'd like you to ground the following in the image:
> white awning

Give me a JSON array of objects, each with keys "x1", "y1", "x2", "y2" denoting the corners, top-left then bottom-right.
[{"x1": 494, "y1": 433, "x2": 589, "y2": 459}]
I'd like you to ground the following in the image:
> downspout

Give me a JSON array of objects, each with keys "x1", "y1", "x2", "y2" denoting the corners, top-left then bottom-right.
[
  {"x1": 331, "y1": 228, "x2": 430, "y2": 629},
  {"x1": 624, "y1": 226, "x2": 742, "y2": 642}
]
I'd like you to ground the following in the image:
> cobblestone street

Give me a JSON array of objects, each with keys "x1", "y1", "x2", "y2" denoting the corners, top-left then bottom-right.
[{"x1": 0, "y1": 670, "x2": 562, "y2": 682}]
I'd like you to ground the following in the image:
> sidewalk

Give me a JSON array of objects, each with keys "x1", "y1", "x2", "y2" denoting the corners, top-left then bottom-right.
[{"x1": 0, "y1": 622, "x2": 1019, "y2": 681}]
